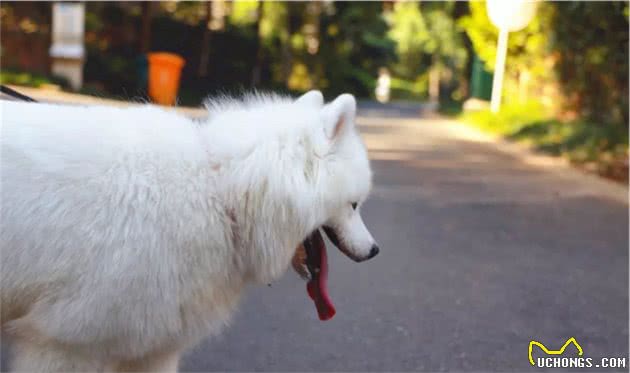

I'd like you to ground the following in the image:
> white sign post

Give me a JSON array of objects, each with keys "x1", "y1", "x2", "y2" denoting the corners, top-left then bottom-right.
[
  {"x1": 50, "y1": 2, "x2": 85, "y2": 90},
  {"x1": 486, "y1": 0, "x2": 537, "y2": 113}
]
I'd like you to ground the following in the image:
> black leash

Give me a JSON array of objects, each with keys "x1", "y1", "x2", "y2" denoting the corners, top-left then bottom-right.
[{"x1": 0, "y1": 85, "x2": 37, "y2": 102}]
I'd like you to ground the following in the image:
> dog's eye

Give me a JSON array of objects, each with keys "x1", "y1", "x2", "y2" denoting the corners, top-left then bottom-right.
[{"x1": 351, "y1": 202, "x2": 358, "y2": 210}]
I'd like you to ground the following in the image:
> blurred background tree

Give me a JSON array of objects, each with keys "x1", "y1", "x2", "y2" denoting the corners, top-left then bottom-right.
[
  {"x1": 318, "y1": 1, "x2": 395, "y2": 97},
  {"x1": 458, "y1": 0, "x2": 555, "y2": 106},
  {"x1": 0, "y1": 1, "x2": 627, "y2": 179},
  {"x1": 550, "y1": 2, "x2": 628, "y2": 126},
  {"x1": 2, "y1": 0, "x2": 626, "y2": 109},
  {"x1": 458, "y1": 0, "x2": 628, "y2": 180}
]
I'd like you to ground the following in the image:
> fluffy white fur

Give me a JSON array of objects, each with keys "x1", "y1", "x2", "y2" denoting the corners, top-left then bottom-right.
[{"x1": 0, "y1": 91, "x2": 375, "y2": 372}]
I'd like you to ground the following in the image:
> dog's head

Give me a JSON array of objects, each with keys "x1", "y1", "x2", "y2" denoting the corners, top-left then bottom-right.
[
  {"x1": 296, "y1": 90, "x2": 379, "y2": 262},
  {"x1": 292, "y1": 91, "x2": 379, "y2": 320}
]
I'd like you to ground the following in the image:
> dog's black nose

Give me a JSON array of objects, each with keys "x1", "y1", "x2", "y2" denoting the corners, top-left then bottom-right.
[{"x1": 367, "y1": 244, "x2": 380, "y2": 259}]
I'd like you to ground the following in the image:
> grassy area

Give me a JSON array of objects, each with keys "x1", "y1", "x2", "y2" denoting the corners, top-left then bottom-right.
[
  {"x1": 0, "y1": 69, "x2": 69, "y2": 88},
  {"x1": 459, "y1": 101, "x2": 629, "y2": 182}
]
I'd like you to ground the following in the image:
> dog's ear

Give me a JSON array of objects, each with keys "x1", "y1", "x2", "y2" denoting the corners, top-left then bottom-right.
[
  {"x1": 295, "y1": 90, "x2": 324, "y2": 107},
  {"x1": 322, "y1": 94, "x2": 356, "y2": 140}
]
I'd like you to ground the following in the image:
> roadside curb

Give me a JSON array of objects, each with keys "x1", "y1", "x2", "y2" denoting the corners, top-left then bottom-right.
[{"x1": 3, "y1": 85, "x2": 208, "y2": 119}]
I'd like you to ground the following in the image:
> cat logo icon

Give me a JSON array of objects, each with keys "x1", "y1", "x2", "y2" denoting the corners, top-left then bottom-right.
[{"x1": 528, "y1": 337, "x2": 584, "y2": 366}]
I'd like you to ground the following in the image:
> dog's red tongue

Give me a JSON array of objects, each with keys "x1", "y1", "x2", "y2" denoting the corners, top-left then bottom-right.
[{"x1": 306, "y1": 230, "x2": 336, "y2": 321}]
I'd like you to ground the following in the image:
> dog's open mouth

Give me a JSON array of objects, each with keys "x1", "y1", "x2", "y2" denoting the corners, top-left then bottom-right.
[
  {"x1": 293, "y1": 226, "x2": 365, "y2": 321},
  {"x1": 293, "y1": 229, "x2": 335, "y2": 321},
  {"x1": 292, "y1": 225, "x2": 378, "y2": 321}
]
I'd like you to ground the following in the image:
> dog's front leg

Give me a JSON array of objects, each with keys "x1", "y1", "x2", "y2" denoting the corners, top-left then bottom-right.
[
  {"x1": 116, "y1": 350, "x2": 180, "y2": 373},
  {"x1": 10, "y1": 340, "x2": 106, "y2": 372}
]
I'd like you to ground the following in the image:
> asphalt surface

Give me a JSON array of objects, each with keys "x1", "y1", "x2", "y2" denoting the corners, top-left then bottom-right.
[{"x1": 2, "y1": 102, "x2": 628, "y2": 372}]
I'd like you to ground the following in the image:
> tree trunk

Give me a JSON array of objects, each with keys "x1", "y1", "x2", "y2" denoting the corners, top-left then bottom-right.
[
  {"x1": 429, "y1": 66, "x2": 440, "y2": 104},
  {"x1": 305, "y1": 1, "x2": 321, "y2": 87},
  {"x1": 140, "y1": 2, "x2": 152, "y2": 54},
  {"x1": 198, "y1": 1, "x2": 213, "y2": 77},
  {"x1": 282, "y1": 3, "x2": 296, "y2": 87},
  {"x1": 251, "y1": 1, "x2": 264, "y2": 86}
]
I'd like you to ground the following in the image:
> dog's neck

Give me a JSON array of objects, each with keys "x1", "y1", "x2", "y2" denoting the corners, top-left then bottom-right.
[{"x1": 195, "y1": 101, "x2": 330, "y2": 284}]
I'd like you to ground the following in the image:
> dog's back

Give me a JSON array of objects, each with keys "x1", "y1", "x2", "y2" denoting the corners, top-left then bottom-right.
[{"x1": 1, "y1": 101, "x2": 241, "y2": 360}]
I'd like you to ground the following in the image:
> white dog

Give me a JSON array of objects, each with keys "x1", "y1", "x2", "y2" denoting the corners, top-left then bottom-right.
[{"x1": 0, "y1": 91, "x2": 379, "y2": 372}]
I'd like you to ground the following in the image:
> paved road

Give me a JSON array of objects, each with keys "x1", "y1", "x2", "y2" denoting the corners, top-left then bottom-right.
[
  {"x1": 181, "y1": 103, "x2": 628, "y2": 372},
  {"x1": 2, "y1": 102, "x2": 628, "y2": 371}
]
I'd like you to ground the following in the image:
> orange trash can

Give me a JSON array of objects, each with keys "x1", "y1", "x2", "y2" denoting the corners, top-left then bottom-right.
[{"x1": 147, "y1": 52, "x2": 185, "y2": 106}]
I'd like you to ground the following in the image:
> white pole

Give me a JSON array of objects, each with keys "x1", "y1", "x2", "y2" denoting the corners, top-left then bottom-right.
[
  {"x1": 490, "y1": 28, "x2": 509, "y2": 113},
  {"x1": 50, "y1": 2, "x2": 85, "y2": 90}
]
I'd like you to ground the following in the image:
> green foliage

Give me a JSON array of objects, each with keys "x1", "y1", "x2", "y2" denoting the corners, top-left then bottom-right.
[
  {"x1": 387, "y1": 2, "x2": 468, "y2": 101},
  {"x1": 387, "y1": 2, "x2": 429, "y2": 80},
  {"x1": 460, "y1": 102, "x2": 628, "y2": 181},
  {"x1": 162, "y1": 1, "x2": 207, "y2": 25},
  {"x1": 389, "y1": 76, "x2": 428, "y2": 100},
  {"x1": 458, "y1": 1, "x2": 628, "y2": 179},
  {"x1": 230, "y1": 1, "x2": 259, "y2": 26},
  {"x1": 318, "y1": 2, "x2": 396, "y2": 97},
  {"x1": 460, "y1": 100, "x2": 549, "y2": 135},
  {"x1": 421, "y1": 2, "x2": 467, "y2": 71},
  {"x1": 5, "y1": 0, "x2": 627, "y2": 178},
  {"x1": 422, "y1": 3, "x2": 469, "y2": 102},
  {"x1": 460, "y1": 1, "x2": 628, "y2": 121},
  {"x1": 458, "y1": 1, "x2": 550, "y2": 71},
  {"x1": 549, "y1": 2, "x2": 629, "y2": 126},
  {"x1": 458, "y1": 0, "x2": 554, "y2": 105},
  {"x1": 260, "y1": 2, "x2": 288, "y2": 42},
  {"x1": 510, "y1": 119, "x2": 628, "y2": 162},
  {"x1": 0, "y1": 69, "x2": 69, "y2": 88}
]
